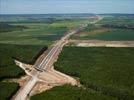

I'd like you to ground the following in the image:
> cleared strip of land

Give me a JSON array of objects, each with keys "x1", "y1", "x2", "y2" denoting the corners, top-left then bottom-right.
[{"x1": 68, "y1": 40, "x2": 134, "y2": 47}]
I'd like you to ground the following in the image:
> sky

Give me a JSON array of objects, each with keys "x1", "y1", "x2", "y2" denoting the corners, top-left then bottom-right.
[{"x1": 0, "y1": 0, "x2": 134, "y2": 14}]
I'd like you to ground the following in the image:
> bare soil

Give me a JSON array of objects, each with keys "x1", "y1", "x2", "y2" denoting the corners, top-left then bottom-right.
[{"x1": 68, "y1": 39, "x2": 134, "y2": 47}]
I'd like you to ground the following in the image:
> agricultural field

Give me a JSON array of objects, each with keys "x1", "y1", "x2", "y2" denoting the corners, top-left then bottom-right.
[
  {"x1": 0, "y1": 16, "x2": 91, "y2": 46},
  {"x1": 54, "y1": 47, "x2": 134, "y2": 100},
  {"x1": 0, "y1": 23, "x2": 68, "y2": 46},
  {"x1": 0, "y1": 14, "x2": 91, "y2": 99},
  {"x1": 71, "y1": 15, "x2": 134, "y2": 41},
  {"x1": 0, "y1": 22, "x2": 27, "y2": 32},
  {"x1": 98, "y1": 15, "x2": 134, "y2": 26},
  {"x1": 31, "y1": 85, "x2": 117, "y2": 100},
  {"x1": 72, "y1": 28, "x2": 134, "y2": 41}
]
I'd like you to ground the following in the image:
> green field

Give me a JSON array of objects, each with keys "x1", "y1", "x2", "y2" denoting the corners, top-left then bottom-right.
[
  {"x1": 0, "y1": 22, "x2": 27, "y2": 32},
  {"x1": 72, "y1": 16, "x2": 134, "y2": 41},
  {"x1": 0, "y1": 17, "x2": 90, "y2": 46},
  {"x1": 87, "y1": 29, "x2": 134, "y2": 40},
  {"x1": 98, "y1": 16, "x2": 134, "y2": 26},
  {"x1": 0, "y1": 23, "x2": 68, "y2": 46},
  {"x1": 72, "y1": 28, "x2": 134, "y2": 41},
  {"x1": 50, "y1": 18, "x2": 90, "y2": 29},
  {"x1": 54, "y1": 47, "x2": 134, "y2": 100},
  {"x1": 31, "y1": 85, "x2": 117, "y2": 100}
]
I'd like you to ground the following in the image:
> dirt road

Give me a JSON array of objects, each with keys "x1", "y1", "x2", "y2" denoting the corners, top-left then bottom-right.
[{"x1": 69, "y1": 40, "x2": 134, "y2": 47}]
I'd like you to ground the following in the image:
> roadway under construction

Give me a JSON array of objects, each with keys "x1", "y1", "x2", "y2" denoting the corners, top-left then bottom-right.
[{"x1": 12, "y1": 16, "x2": 102, "y2": 100}]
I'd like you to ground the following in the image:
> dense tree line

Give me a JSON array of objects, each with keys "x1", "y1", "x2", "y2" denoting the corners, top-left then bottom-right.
[
  {"x1": 31, "y1": 85, "x2": 117, "y2": 100},
  {"x1": 102, "y1": 24, "x2": 134, "y2": 29}
]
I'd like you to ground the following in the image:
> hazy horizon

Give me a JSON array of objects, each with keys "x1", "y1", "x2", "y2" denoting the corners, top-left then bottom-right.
[
  {"x1": 1, "y1": 13, "x2": 134, "y2": 15},
  {"x1": 0, "y1": 0, "x2": 134, "y2": 14}
]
